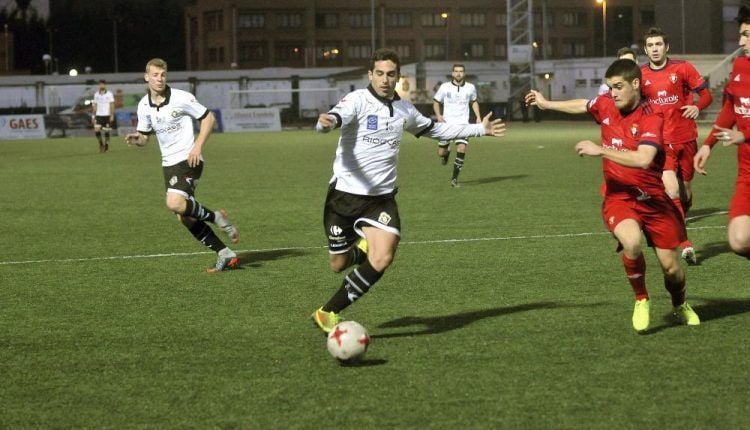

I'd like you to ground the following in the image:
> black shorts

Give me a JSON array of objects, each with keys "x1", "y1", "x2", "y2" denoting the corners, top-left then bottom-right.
[
  {"x1": 94, "y1": 115, "x2": 112, "y2": 129},
  {"x1": 323, "y1": 184, "x2": 401, "y2": 254},
  {"x1": 162, "y1": 160, "x2": 203, "y2": 198}
]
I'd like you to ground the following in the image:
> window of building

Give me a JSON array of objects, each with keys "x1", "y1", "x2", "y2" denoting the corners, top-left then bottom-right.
[
  {"x1": 392, "y1": 43, "x2": 412, "y2": 60},
  {"x1": 386, "y1": 12, "x2": 412, "y2": 27},
  {"x1": 494, "y1": 41, "x2": 507, "y2": 59},
  {"x1": 562, "y1": 11, "x2": 585, "y2": 27},
  {"x1": 348, "y1": 44, "x2": 372, "y2": 59},
  {"x1": 349, "y1": 13, "x2": 372, "y2": 28},
  {"x1": 275, "y1": 43, "x2": 305, "y2": 60},
  {"x1": 424, "y1": 42, "x2": 446, "y2": 59},
  {"x1": 422, "y1": 13, "x2": 448, "y2": 27},
  {"x1": 461, "y1": 42, "x2": 486, "y2": 59},
  {"x1": 207, "y1": 46, "x2": 226, "y2": 63},
  {"x1": 238, "y1": 43, "x2": 265, "y2": 62},
  {"x1": 562, "y1": 41, "x2": 587, "y2": 57},
  {"x1": 460, "y1": 12, "x2": 485, "y2": 27},
  {"x1": 238, "y1": 13, "x2": 264, "y2": 29},
  {"x1": 316, "y1": 13, "x2": 339, "y2": 28},
  {"x1": 277, "y1": 13, "x2": 302, "y2": 28},
  {"x1": 496, "y1": 13, "x2": 507, "y2": 26},
  {"x1": 640, "y1": 10, "x2": 655, "y2": 26},
  {"x1": 204, "y1": 10, "x2": 224, "y2": 32}
]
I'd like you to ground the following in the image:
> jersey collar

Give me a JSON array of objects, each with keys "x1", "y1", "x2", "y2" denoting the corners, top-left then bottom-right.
[
  {"x1": 451, "y1": 80, "x2": 466, "y2": 87},
  {"x1": 147, "y1": 85, "x2": 172, "y2": 110},
  {"x1": 367, "y1": 84, "x2": 400, "y2": 103}
]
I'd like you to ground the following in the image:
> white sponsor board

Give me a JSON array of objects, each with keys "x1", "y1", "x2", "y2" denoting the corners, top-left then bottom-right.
[
  {"x1": 0, "y1": 114, "x2": 46, "y2": 140},
  {"x1": 221, "y1": 108, "x2": 281, "y2": 132}
]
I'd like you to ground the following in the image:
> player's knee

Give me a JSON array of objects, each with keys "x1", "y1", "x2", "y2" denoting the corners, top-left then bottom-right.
[{"x1": 368, "y1": 252, "x2": 394, "y2": 272}]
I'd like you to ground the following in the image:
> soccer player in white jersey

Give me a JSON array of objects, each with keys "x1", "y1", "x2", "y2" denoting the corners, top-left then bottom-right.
[
  {"x1": 433, "y1": 64, "x2": 481, "y2": 187},
  {"x1": 311, "y1": 49, "x2": 507, "y2": 333},
  {"x1": 92, "y1": 79, "x2": 115, "y2": 153},
  {"x1": 124, "y1": 58, "x2": 240, "y2": 273}
]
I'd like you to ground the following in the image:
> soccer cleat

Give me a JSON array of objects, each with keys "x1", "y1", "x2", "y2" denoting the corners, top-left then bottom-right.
[
  {"x1": 451, "y1": 178, "x2": 460, "y2": 188},
  {"x1": 214, "y1": 209, "x2": 240, "y2": 244},
  {"x1": 681, "y1": 246, "x2": 697, "y2": 265},
  {"x1": 311, "y1": 307, "x2": 342, "y2": 333},
  {"x1": 207, "y1": 250, "x2": 238, "y2": 273},
  {"x1": 356, "y1": 237, "x2": 368, "y2": 254},
  {"x1": 632, "y1": 298, "x2": 650, "y2": 332},
  {"x1": 673, "y1": 302, "x2": 700, "y2": 326}
]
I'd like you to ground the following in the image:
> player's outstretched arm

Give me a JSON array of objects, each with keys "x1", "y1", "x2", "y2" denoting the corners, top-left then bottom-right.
[
  {"x1": 315, "y1": 113, "x2": 336, "y2": 133},
  {"x1": 525, "y1": 90, "x2": 588, "y2": 114},
  {"x1": 481, "y1": 112, "x2": 506, "y2": 137}
]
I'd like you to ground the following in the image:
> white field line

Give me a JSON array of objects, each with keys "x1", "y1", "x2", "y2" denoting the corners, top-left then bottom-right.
[{"x1": 1, "y1": 223, "x2": 727, "y2": 267}]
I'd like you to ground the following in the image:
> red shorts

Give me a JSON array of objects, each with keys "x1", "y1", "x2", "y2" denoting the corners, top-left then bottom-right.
[
  {"x1": 602, "y1": 195, "x2": 686, "y2": 249},
  {"x1": 663, "y1": 141, "x2": 698, "y2": 182},
  {"x1": 729, "y1": 181, "x2": 750, "y2": 220}
]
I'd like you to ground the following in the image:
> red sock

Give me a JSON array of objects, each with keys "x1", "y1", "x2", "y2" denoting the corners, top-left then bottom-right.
[
  {"x1": 622, "y1": 254, "x2": 648, "y2": 301},
  {"x1": 664, "y1": 276, "x2": 686, "y2": 307}
]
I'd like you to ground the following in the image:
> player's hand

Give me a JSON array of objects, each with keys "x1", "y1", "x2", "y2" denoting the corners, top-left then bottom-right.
[
  {"x1": 575, "y1": 140, "x2": 602, "y2": 157},
  {"x1": 481, "y1": 112, "x2": 506, "y2": 137},
  {"x1": 125, "y1": 132, "x2": 145, "y2": 147},
  {"x1": 713, "y1": 126, "x2": 743, "y2": 146},
  {"x1": 187, "y1": 147, "x2": 201, "y2": 168},
  {"x1": 680, "y1": 105, "x2": 700, "y2": 119},
  {"x1": 694, "y1": 145, "x2": 712, "y2": 175},
  {"x1": 316, "y1": 113, "x2": 335, "y2": 132},
  {"x1": 436, "y1": 115, "x2": 445, "y2": 123},
  {"x1": 524, "y1": 90, "x2": 548, "y2": 110}
]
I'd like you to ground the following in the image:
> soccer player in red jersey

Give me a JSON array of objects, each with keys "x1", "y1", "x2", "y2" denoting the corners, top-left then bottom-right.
[
  {"x1": 526, "y1": 59, "x2": 700, "y2": 332},
  {"x1": 641, "y1": 27, "x2": 713, "y2": 265},
  {"x1": 694, "y1": 6, "x2": 750, "y2": 260}
]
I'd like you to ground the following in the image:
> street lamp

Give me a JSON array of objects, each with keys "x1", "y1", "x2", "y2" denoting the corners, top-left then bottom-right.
[
  {"x1": 42, "y1": 53, "x2": 51, "y2": 75},
  {"x1": 596, "y1": 0, "x2": 607, "y2": 57},
  {"x1": 441, "y1": 12, "x2": 449, "y2": 60}
]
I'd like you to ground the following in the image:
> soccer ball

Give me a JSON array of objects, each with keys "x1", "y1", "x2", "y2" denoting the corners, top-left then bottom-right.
[{"x1": 326, "y1": 321, "x2": 370, "y2": 362}]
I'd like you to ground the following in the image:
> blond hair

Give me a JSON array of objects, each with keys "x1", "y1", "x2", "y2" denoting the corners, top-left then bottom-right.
[{"x1": 145, "y1": 58, "x2": 168, "y2": 72}]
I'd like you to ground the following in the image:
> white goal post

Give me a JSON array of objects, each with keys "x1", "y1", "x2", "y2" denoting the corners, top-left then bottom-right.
[{"x1": 226, "y1": 87, "x2": 342, "y2": 119}]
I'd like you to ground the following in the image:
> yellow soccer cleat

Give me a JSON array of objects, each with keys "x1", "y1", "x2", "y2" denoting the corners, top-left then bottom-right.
[
  {"x1": 632, "y1": 298, "x2": 650, "y2": 332},
  {"x1": 673, "y1": 302, "x2": 700, "y2": 326},
  {"x1": 356, "y1": 237, "x2": 368, "y2": 254},
  {"x1": 311, "y1": 307, "x2": 342, "y2": 334}
]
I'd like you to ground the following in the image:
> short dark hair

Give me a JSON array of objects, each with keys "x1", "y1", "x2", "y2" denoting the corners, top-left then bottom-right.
[
  {"x1": 452, "y1": 63, "x2": 465, "y2": 71},
  {"x1": 98, "y1": 79, "x2": 106, "y2": 84},
  {"x1": 605, "y1": 58, "x2": 642, "y2": 83},
  {"x1": 736, "y1": 5, "x2": 750, "y2": 25},
  {"x1": 369, "y1": 48, "x2": 400, "y2": 73},
  {"x1": 616, "y1": 47, "x2": 637, "y2": 59},
  {"x1": 644, "y1": 27, "x2": 668, "y2": 45}
]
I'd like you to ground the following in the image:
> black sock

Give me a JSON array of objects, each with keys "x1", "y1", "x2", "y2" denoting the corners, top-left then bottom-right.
[
  {"x1": 95, "y1": 132, "x2": 102, "y2": 144},
  {"x1": 186, "y1": 219, "x2": 226, "y2": 252},
  {"x1": 452, "y1": 152, "x2": 465, "y2": 180},
  {"x1": 351, "y1": 245, "x2": 367, "y2": 266},
  {"x1": 323, "y1": 260, "x2": 384, "y2": 313},
  {"x1": 185, "y1": 197, "x2": 216, "y2": 222},
  {"x1": 104, "y1": 132, "x2": 110, "y2": 143}
]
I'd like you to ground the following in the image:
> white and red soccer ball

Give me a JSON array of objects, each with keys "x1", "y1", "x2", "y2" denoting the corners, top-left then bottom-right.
[{"x1": 326, "y1": 321, "x2": 370, "y2": 362}]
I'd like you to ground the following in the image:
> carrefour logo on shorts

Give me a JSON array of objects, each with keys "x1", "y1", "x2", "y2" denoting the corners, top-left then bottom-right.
[{"x1": 366, "y1": 115, "x2": 378, "y2": 130}]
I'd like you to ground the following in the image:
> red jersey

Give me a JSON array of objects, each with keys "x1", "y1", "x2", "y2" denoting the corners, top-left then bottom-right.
[
  {"x1": 587, "y1": 94, "x2": 666, "y2": 200},
  {"x1": 640, "y1": 59, "x2": 708, "y2": 144},
  {"x1": 707, "y1": 56, "x2": 750, "y2": 184}
]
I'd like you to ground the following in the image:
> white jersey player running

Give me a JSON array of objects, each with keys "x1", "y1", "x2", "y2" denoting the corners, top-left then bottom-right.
[
  {"x1": 311, "y1": 49, "x2": 507, "y2": 333},
  {"x1": 433, "y1": 64, "x2": 481, "y2": 187}
]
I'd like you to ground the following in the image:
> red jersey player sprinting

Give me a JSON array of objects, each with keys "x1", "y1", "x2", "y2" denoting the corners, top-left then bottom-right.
[
  {"x1": 641, "y1": 27, "x2": 713, "y2": 265},
  {"x1": 525, "y1": 59, "x2": 700, "y2": 333},
  {"x1": 694, "y1": 6, "x2": 750, "y2": 260}
]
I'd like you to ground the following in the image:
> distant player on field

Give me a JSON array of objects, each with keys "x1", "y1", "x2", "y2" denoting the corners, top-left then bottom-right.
[
  {"x1": 433, "y1": 64, "x2": 482, "y2": 187},
  {"x1": 311, "y1": 49, "x2": 507, "y2": 333},
  {"x1": 641, "y1": 27, "x2": 713, "y2": 265},
  {"x1": 124, "y1": 58, "x2": 240, "y2": 273},
  {"x1": 92, "y1": 79, "x2": 115, "y2": 153},
  {"x1": 525, "y1": 59, "x2": 700, "y2": 333},
  {"x1": 694, "y1": 6, "x2": 750, "y2": 260}
]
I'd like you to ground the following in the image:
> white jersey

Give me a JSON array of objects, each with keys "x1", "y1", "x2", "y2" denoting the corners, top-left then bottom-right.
[
  {"x1": 93, "y1": 90, "x2": 115, "y2": 116},
  {"x1": 319, "y1": 85, "x2": 486, "y2": 196},
  {"x1": 135, "y1": 86, "x2": 209, "y2": 166},
  {"x1": 433, "y1": 81, "x2": 478, "y2": 124}
]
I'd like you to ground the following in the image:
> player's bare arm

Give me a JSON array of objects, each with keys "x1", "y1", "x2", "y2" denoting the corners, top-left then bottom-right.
[
  {"x1": 481, "y1": 112, "x2": 506, "y2": 137},
  {"x1": 316, "y1": 113, "x2": 336, "y2": 132},
  {"x1": 188, "y1": 111, "x2": 215, "y2": 168},
  {"x1": 432, "y1": 99, "x2": 444, "y2": 123},
  {"x1": 472, "y1": 100, "x2": 482, "y2": 124},
  {"x1": 576, "y1": 140, "x2": 657, "y2": 168},
  {"x1": 525, "y1": 90, "x2": 588, "y2": 114}
]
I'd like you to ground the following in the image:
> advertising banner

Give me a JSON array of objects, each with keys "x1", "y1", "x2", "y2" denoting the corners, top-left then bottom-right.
[
  {"x1": 221, "y1": 108, "x2": 281, "y2": 132},
  {"x1": 0, "y1": 114, "x2": 46, "y2": 140}
]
